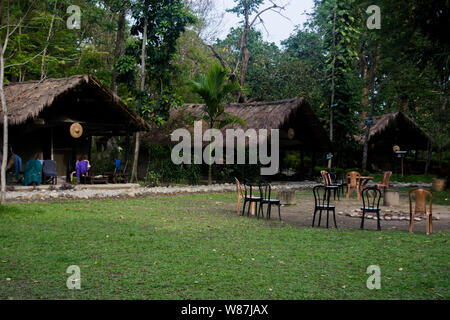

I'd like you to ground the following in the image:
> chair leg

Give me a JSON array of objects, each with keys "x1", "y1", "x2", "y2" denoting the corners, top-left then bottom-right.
[
  {"x1": 278, "y1": 204, "x2": 281, "y2": 221},
  {"x1": 409, "y1": 212, "x2": 414, "y2": 233},
  {"x1": 427, "y1": 214, "x2": 432, "y2": 235},
  {"x1": 326, "y1": 210, "x2": 329, "y2": 229},
  {"x1": 360, "y1": 210, "x2": 366, "y2": 229},
  {"x1": 376, "y1": 211, "x2": 381, "y2": 231},
  {"x1": 312, "y1": 208, "x2": 317, "y2": 227},
  {"x1": 237, "y1": 197, "x2": 241, "y2": 215},
  {"x1": 429, "y1": 214, "x2": 433, "y2": 234},
  {"x1": 333, "y1": 209, "x2": 337, "y2": 228},
  {"x1": 267, "y1": 204, "x2": 271, "y2": 220},
  {"x1": 242, "y1": 200, "x2": 247, "y2": 216},
  {"x1": 318, "y1": 209, "x2": 322, "y2": 227}
]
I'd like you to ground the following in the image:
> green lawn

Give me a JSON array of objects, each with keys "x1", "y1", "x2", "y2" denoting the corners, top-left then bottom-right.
[{"x1": 0, "y1": 193, "x2": 448, "y2": 300}]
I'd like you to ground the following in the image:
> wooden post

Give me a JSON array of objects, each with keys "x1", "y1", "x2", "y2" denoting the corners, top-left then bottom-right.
[{"x1": 50, "y1": 128, "x2": 54, "y2": 160}]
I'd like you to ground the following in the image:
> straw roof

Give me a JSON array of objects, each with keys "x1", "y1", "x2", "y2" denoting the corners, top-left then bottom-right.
[
  {"x1": 143, "y1": 98, "x2": 332, "y2": 151},
  {"x1": 358, "y1": 111, "x2": 432, "y2": 150},
  {"x1": 1, "y1": 74, "x2": 148, "y2": 130}
]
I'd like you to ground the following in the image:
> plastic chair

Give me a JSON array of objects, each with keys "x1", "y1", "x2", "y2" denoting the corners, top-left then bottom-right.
[
  {"x1": 376, "y1": 171, "x2": 392, "y2": 192},
  {"x1": 409, "y1": 188, "x2": 433, "y2": 235},
  {"x1": 242, "y1": 180, "x2": 261, "y2": 217},
  {"x1": 360, "y1": 187, "x2": 382, "y2": 231},
  {"x1": 258, "y1": 181, "x2": 281, "y2": 220},
  {"x1": 42, "y1": 160, "x2": 58, "y2": 185},
  {"x1": 312, "y1": 185, "x2": 337, "y2": 228},
  {"x1": 234, "y1": 178, "x2": 245, "y2": 215},
  {"x1": 320, "y1": 170, "x2": 341, "y2": 200},
  {"x1": 346, "y1": 171, "x2": 361, "y2": 199}
]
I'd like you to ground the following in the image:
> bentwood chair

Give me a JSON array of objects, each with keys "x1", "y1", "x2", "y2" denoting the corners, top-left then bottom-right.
[
  {"x1": 258, "y1": 181, "x2": 281, "y2": 220},
  {"x1": 346, "y1": 171, "x2": 361, "y2": 199},
  {"x1": 409, "y1": 188, "x2": 433, "y2": 235},
  {"x1": 360, "y1": 187, "x2": 382, "y2": 231},
  {"x1": 242, "y1": 180, "x2": 261, "y2": 217},
  {"x1": 312, "y1": 185, "x2": 337, "y2": 228}
]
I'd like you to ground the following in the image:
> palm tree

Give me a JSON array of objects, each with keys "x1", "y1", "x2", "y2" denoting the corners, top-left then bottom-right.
[{"x1": 191, "y1": 64, "x2": 242, "y2": 185}]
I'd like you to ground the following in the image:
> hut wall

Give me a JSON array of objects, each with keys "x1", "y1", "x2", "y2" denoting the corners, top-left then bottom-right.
[{"x1": 10, "y1": 125, "x2": 91, "y2": 178}]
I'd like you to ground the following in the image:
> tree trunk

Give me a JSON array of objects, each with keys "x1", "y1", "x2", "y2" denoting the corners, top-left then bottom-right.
[
  {"x1": 0, "y1": 47, "x2": 8, "y2": 203},
  {"x1": 130, "y1": 17, "x2": 147, "y2": 183},
  {"x1": 110, "y1": 6, "x2": 127, "y2": 94},
  {"x1": 425, "y1": 139, "x2": 432, "y2": 175},
  {"x1": 40, "y1": 0, "x2": 57, "y2": 80},
  {"x1": 328, "y1": 7, "x2": 337, "y2": 169},
  {"x1": 362, "y1": 53, "x2": 378, "y2": 170}
]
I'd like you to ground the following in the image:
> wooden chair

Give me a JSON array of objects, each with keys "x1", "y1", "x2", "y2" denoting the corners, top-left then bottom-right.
[
  {"x1": 320, "y1": 170, "x2": 341, "y2": 200},
  {"x1": 409, "y1": 188, "x2": 433, "y2": 235},
  {"x1": 346, "y1": 171, "x2": 361, "y2": 199},
  {"x1": 360, "y1": 187, "x2": 382, "y2": 231},
  {"x1": 376, "y1": 171, "x2": 392, "y2": 192}
]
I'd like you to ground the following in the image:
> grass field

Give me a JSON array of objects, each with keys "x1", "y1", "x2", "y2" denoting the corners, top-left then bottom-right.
[{"x1": 0, "y1": 193, "x2": 448, "y2": 300}]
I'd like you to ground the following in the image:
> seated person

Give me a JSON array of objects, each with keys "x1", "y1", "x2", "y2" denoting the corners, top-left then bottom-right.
[
  {"x1": 76, "y1": 156, "x2": 90, "y2": 183},
  {"x1": 23, "y1": 158, "x2": 42, "y2": 186}
]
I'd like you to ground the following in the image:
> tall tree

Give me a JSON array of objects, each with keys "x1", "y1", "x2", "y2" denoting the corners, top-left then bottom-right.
[
  {"x1": 226, "y1": 0, "x2": 286, "y2": 102},
  {"x1": 127, "y1": 0, "x2": 195, "y2": 181},
  {"x1": 0, "y1": 0, "x2": 36, "y2": 203}
]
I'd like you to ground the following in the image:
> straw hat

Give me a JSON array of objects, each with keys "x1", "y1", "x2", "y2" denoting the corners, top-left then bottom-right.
[{"x1": 70, "y1": 123, "x2": 83, "y2": 138}]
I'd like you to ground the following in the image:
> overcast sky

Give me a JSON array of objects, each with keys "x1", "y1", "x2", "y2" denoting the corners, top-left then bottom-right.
[{"x1": 216, "y1": 0, "x2": 315, "y2": 47}]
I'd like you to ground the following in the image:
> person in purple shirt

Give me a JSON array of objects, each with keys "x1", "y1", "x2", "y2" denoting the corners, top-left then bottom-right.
[{"x1": 76, "y1": 156, "x2": 90, "y2": 182}]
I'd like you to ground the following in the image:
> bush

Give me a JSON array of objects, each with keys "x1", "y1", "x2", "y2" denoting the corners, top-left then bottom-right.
[{"x1": 144, "y1": 170, "x2": 162, "y2": 187}]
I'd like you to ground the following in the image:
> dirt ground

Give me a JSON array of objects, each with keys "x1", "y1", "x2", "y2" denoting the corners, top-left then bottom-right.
[{"x1": 228, "y1": 191, "x2": 450, "y2": 233}]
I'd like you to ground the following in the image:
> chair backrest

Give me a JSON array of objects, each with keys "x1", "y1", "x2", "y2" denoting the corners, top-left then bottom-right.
[
  {"x1": 409, "y1": 188, "x2": 433, "y2": 215},
  {"x1": 346, "y1": 171, "x2": 361, "y2": 187},
  {"x1": 235, "y1": 177, "x2": 244, "y2": 198},
  {"x1": 243, "y1": 179, "x2": 256, "y2": 198},
  {"x1": 361, "y1": 187, "x2": 382, "y2": 210},
  {"x1": 382, "y1": 171, "x2": 392, "y2": 186},
  {"x1": 258, "y1": 181, "x2": 271, "y2": 200},
  {"x1": 320, "y1": 170, "x2": 332, "y2": 186},
  {"x1": 313, "y1": 185, "x2": 331, "y2": 208},
  {"x1": 43, "y1": 160, "x2": 57, "y2": 175}
]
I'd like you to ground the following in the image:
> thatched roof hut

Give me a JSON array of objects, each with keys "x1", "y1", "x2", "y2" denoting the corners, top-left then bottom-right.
[
  {"x1": 143, "y1": 98, "x2": 331, "y2": 152},
  {"x1": 1, "y1": 75, "x2": 148, "y2": 178},
  {"x1": 1, "y1": 74, "x2": 148, "y2": 132},
  {"x1": 358, "y1": 111, "x2": 432, "y2": 150}
]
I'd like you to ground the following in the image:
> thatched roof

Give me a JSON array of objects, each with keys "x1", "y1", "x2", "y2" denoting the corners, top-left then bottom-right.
[
  {"x1": 1, "y1": 75, "x2": 148, "y2": 131},
  {"x1": 143, "y1": 98, "x2": 332, "y2": 151},
  {"x1": 358, "y1": 111, "x2": 432, "y2": 150}
]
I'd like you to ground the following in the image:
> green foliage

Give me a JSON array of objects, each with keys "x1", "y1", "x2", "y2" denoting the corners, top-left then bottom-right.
[
  {"x1": 191, "y1": 63, "x2": 242, "y2": 128},
  {"x1": 143, "y1": 145, "x2": 201, "y2": 185}
]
